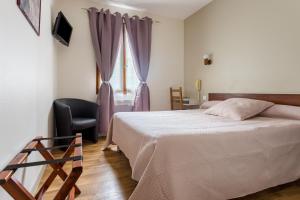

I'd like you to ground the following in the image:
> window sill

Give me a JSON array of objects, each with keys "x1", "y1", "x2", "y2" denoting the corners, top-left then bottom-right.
[{"x1": 115, "y1": 99, "x2": 134, "y2": 106}]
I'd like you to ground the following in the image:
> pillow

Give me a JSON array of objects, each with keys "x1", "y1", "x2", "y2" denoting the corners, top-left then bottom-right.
[
  {"x1": 204, "y1": 98, "x2": 274, "y2": 120},
  {"x1": 260, "y1": 104, "x2": 300, "y2": 120},
  {"x1": 200, "y1": 101, "x2": 222, "y2": 109}
]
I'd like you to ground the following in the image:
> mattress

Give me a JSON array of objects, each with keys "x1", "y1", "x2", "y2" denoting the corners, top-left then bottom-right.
[{"x1": 104, "y1": 109, "x2": 300, "y2": 200}]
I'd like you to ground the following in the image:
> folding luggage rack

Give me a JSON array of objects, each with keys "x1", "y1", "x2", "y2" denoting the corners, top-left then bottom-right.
[{"x1": 0, "y1": 133, "x2": 83, "y2": 200}]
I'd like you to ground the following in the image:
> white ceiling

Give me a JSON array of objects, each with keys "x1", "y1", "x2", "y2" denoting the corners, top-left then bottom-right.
[{"x1": 99, "y1": 0, "x2": 213, "y2": 20}]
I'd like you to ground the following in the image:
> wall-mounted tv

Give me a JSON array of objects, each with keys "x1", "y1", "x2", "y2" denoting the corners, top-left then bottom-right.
[{"x1": 53, "y1": 11, "x2": 73, "y2": 46}]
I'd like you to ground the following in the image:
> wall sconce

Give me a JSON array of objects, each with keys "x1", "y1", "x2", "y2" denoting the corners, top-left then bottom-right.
[{"x1": 203, "y1": 54, "x2": 212, "y2": 65}]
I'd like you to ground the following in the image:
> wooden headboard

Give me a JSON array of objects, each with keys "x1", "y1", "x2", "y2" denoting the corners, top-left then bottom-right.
[{"x1": 209, "y1": 93, "x2": 300, "y2": 106}]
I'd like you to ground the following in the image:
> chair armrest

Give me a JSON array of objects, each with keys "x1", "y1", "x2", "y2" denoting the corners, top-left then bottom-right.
[
  {"x1": 54, "y1": 101, "x2": 73, "y2": 136},
  {"x1": 54, "y1": 101, "x2": 72, "y2": 121}
]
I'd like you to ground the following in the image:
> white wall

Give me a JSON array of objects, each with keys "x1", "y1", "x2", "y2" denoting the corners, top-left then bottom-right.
[
  {"x1": 54, "y1": 0, "x2": 184, "y2": 111},
  {"x1": 184, "y1": 0, "x2": 300, "y2": 100},
  {"x1": 0, "y1": 0, "x2": 57, "y2": 197}
]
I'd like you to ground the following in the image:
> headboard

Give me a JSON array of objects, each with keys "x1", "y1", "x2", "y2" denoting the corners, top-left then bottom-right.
[{"x1": 208, "y1": 93, "x2": 300, "y2": 106}]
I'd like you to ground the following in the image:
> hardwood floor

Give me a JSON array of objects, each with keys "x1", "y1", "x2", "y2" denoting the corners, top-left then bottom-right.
[
  {"x1": 39, "y1": 139, "x2": 137, "y2": 200},
  {"x1": 39, "y1": 138, "x2": 300, "y2": 200}
]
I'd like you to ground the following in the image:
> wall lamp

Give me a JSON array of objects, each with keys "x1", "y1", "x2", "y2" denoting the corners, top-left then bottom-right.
[{"x1": 203, "y1": 54, "x2": 212, "y2": 65}]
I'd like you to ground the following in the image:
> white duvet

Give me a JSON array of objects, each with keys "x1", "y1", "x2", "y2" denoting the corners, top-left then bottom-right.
[{"x1": 104, "y1": 109, "x2": 300, "y2": 200}]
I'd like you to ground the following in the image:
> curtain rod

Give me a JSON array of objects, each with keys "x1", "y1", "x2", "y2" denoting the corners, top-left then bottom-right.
[{"x1": 81, "y1": 8, "x2": 160, "y2": 23}]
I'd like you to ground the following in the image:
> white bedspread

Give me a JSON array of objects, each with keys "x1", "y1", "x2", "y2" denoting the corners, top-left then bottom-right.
[{"x1": 104, "y1": 109, "x2": 300, "y2": 200}]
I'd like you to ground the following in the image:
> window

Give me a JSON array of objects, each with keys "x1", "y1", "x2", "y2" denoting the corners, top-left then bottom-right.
[{"x1": 96, "y1": 26, "x2": 139, "y2": 105}]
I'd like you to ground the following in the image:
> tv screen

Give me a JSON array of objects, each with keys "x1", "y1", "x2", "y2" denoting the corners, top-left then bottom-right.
[{"x1": 53, "y1": 12, "x2": 73, "y2": 46}]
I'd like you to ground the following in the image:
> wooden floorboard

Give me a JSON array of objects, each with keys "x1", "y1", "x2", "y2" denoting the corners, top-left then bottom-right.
[{"x1": 39, "y1": 138, "x2": 300, "y2": 200}]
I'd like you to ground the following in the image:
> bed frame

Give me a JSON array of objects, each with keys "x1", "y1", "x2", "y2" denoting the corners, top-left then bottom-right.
[{"x1": 209, "y1": 93, "x2": 300, "y2": 106}]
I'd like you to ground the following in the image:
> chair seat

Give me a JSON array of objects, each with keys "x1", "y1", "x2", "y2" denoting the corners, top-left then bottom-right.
[{"x1": 72, "y1": 118, "x2": 96, "y2": 131}]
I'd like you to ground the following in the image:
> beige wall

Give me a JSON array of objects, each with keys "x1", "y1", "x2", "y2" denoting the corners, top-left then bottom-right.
[
  {"x1": 54, "y1": 0, "x2": 184, "y2": 111},
  {"x1": 0, "y1": 0, "x2": 57, "y2": 198},
  {"x1": 184, "y1": 0, "x2": 300, "y2": 101}
]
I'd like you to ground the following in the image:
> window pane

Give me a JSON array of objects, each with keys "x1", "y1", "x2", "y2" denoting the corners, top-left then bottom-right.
[
  {"x1": 110, "y1": 43, "x2": 123, "y2": 92},
  {"x1": 125, "y1": 31, "x2": 139, "y2": 97}
]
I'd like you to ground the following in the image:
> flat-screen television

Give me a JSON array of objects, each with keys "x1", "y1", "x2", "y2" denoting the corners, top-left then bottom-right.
[{"x1": 53, "y1": 12, "x2": 73, "y2": 46}]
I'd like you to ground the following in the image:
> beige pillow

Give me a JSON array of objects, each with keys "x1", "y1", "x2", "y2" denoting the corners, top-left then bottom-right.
[
  {"x1": 260, "y1": 104, "x2": 300, "y2": 120},
  {"x1": 204, "y1": 98, "x2": 274, "y2": 120},
  {"x1": 200, "y1": 101, "x2": 222, "y2": 109}
]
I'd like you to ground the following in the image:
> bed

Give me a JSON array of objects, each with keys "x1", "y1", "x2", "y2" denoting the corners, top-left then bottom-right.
[{"x1": 104, "y1": 93, "x2": 300, "y2": 200}]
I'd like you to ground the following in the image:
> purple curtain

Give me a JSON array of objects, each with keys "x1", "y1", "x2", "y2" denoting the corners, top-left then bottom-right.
[
  {"x1": 124, "y1": 14, "x2": 152, "y2": 111},
  {"x1": 88, "y1": 8, "x2": 122, "y2": 134}
]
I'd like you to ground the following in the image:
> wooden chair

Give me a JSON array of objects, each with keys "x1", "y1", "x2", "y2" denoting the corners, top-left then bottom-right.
[
  {"x1": 170, "y1": 87, "x2": 184, "y2": 110},
  {"x1": 170, "y1": 87, "x2": 200, "y2": 110}
]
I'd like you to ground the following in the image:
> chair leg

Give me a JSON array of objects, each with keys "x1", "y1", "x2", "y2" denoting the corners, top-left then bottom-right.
[
  {"x1": 91, "y1": 126, "x2": 98, "y2": 143},
  {"x1": 82, "y1": 127, "x2": 98, "y2": 143}
]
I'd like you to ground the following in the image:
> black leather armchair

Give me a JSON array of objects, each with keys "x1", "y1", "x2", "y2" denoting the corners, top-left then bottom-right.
[{"x1": 54, "y1": 98, "x2": 98, "y2": 145}]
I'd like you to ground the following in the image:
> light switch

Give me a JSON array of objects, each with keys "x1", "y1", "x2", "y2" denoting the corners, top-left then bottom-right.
[{"x1": 202, "y1": 95, "x2": 207, "y2": 101}]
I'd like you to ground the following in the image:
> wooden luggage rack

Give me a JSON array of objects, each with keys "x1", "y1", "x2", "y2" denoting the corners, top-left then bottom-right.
[{"x1": 0, "y1": 133, "x2": 83, "y2": 200}]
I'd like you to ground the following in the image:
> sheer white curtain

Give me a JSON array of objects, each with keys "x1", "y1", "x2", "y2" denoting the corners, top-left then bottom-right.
[{"x1": 110, "y1": 30, "x2": 139, "y2": 106}]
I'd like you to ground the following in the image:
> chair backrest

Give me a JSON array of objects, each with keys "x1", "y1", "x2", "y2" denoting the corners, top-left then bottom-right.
[
  {"x1": 54, "y1": 98, "x2": 96, "y2": 118},
  {"x1": 170, "y1": 87, "x2": 184, "y2": 110}
]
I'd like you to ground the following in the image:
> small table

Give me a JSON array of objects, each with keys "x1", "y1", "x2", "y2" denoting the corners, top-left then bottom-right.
[{"x1": 183, "y1": 104, "x2": 200, "y2": 110}]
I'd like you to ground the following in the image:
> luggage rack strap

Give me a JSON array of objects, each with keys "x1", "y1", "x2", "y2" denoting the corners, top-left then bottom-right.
[
  {"x1": 4, "y1": 155, "x2": 83, "y2": 171},
  {"x1": 21, "y1": 143, "x2": 82, "y2": 153},
  {"x1": 33, "y1": 135, "x2": 80, "y2": 141}
]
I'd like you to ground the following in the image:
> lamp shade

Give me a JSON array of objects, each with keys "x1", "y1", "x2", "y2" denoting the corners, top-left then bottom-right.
[{"x1": 195, "y1": 80, "x2": 201, "y2": 91}]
